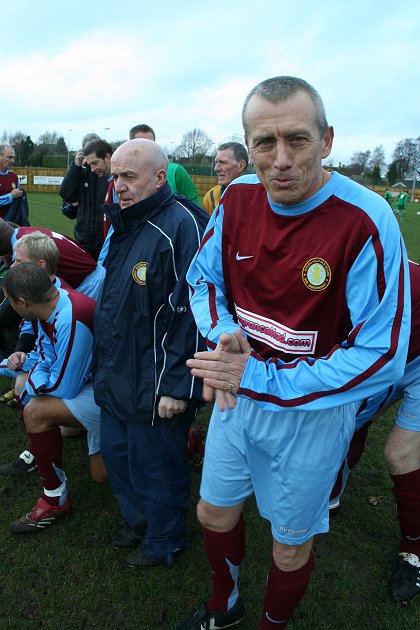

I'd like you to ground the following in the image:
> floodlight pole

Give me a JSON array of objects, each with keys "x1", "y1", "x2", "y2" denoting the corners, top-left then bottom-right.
[
  {"x1": 210, "y1": 143, "x2": 216, "y2": 176},
  {"x1": 67, "y1": 129, "x2": 72, "y2": 169},
  {"x1": 410, "y1": 141, "x2": 420, "y2": 202}
]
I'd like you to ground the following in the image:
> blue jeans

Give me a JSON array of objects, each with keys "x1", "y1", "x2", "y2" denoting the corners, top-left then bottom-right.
[{"x1": 100, "y1": 410, "x2": 191, "y2": 565}]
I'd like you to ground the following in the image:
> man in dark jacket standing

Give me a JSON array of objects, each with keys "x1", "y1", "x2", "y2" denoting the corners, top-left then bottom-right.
[
  {"x1": 92, "y1": 138, "x2": 208, "y2": 568},
  {"x1": 59, "y1": 133, "x2": 108, "y2": 259}
]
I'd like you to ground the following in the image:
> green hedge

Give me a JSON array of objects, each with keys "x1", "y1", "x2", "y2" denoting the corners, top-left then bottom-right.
[{"x1": 42, "y1": 154, "x2": 68, "y2": 168}]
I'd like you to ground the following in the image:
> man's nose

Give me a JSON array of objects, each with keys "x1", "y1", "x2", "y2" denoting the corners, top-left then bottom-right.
[{"x1": 273, "y1": 141, "x2": 292, "y2": 170}]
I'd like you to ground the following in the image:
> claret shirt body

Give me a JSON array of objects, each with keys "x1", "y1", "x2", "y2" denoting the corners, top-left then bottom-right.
[{"x1": 188, "y1": 171, "x2": 410, "y2": 411}]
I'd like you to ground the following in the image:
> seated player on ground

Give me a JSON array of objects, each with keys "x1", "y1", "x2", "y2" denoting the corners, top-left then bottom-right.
[
  {"x1": 0, "y1": 263, "x2": 106, "y2": 533},
  {"x1": 0, "y1": 232, "x2": 91, "y2": 475}
]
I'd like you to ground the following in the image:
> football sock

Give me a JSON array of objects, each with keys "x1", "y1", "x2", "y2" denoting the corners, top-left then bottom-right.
[
  {"x1": 392, "y1": 467, "x2": 420, "y2": 555},
  {"x1": 259, "y1": 552, "x2": 315, "y2": 629},
  {"x1": 203, "y1": 514, "x2": 245, "y2": 612},
  {"x1": 43, "y1": 477, "x2": 67, "y2": 506},
  {"x1": 28, "y1": 428, "x2": 64, "y2": 500}
]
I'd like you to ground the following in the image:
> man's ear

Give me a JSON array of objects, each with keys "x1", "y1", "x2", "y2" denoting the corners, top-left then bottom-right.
[
  {"x1": 321, "y1": 126, "x2": 334, "y2": 159},
  {"x1": 244, "y1": 135, "x2": 254, "y2": 165},
  {"x1": 156, "y1": 168, "x2": 166, "y2": 187},
  {"x1": 239, "y1": 159, "x2": 247, "y2": 174},
  {"x1": 16, "y1": 296, "x2": 27, "y2": 309},
  {"x1": 38, "y1": 259, "x2": 47, "y2": 271}
]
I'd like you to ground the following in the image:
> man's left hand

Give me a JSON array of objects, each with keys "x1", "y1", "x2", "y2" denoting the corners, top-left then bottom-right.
[
  {"x1": 158, "y1": 396, "x2": 187, "y2": 419},
  {"x1": 187, "y1": 329, "x2": 251, "y2": 410}
]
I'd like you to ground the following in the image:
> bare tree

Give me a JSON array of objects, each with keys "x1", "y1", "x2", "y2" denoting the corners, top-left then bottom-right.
[
  {"x1": 161, "y1": 144, "x2": 173, "y2": 158},
  {"x1": 8, "y1": 131, "x2": 27, "y2": 164},
  {"x1": 38, "y1": 131, "x2": 60, "y2": 145},
  {"x1": 176, "y1": 128, "x2": 214, "y2": 160},
  {"x1": 391, "y1": 138, "x2": 419, "y2": 179},
  {"x1": 349, "y1": 150, "x2": 371, "y2": 175},
  {"x1": 223, "y1": 133, "x2": 246, "y2": 146},
  {"x1": 110, "y1": 139, "x2": 127, "y2": 150},
  {"x1": 368, "y1": 145, "x2": 386, "y2": 173}
]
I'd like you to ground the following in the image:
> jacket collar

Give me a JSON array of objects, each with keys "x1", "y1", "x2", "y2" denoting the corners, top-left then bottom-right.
[{"x1": 105, "y1": 183, "x2": 174, "y2": 232}]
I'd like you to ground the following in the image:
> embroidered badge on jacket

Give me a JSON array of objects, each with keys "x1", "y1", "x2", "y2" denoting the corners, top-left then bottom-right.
[{"x1": 132, "y1": 262, "x2": 147, "y2": 285}]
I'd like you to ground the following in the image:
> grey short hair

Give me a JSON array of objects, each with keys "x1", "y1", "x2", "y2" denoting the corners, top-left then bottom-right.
[
  {"x1": 82, "y1": 133, "x2": 101, "y2": 148},
  {"x1": 0, "y1": 144, "x2": 13, "y2": 155},
  {"x1": 217, "y1": 142, "x2": 249, "y2": 167},
  {"x1": 242, "y1": 76, "x2": 328, "y2": 136}
]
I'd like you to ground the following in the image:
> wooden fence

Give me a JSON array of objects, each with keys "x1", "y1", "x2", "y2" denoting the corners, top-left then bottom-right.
[
  {"x1": 14, "y1": 167, "x2": 67, "y2": 193},
  {"x1": 192, "y1": 175, "x2": 217, "y2": 197},
  {"x1": 13, "y1": 168, "x2": 418, "y2": 199}
]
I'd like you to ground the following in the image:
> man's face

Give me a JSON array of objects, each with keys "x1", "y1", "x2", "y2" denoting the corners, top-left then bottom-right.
[
  {"x1": 3, "y1": 288, "x2": 39, "y2": 321},
  {"x1": 0, "y1": 148, "x2": 15, "y2": 171},
  {"x1": 245, "y1": 92, "x2": 333, "y2": 205},
  {"x1": 111, "y1": 147, "x2": 162, "y2": 209},
  {"x1": 84, "y1": 152, "x2": 112, "y2": 178},
  {"x1": 12, "y1": 244, "x2": 37, "y2": 268},
  {"x1": 214, "y1": 149, "x2": 246, "y2": 186}
]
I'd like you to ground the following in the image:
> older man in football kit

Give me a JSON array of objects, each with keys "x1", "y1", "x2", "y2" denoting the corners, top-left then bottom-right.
[{"x1": 178, "y1": 76, "x2": 410, "y2": 629}]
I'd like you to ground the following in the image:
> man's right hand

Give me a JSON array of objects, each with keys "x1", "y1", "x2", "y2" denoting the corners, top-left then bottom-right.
[
  {"x1": 7, "y1": 352, "x2": 27, "y2": 371},
  {"x1": 74, "y1": 149, "x2": 85, "y2": 167},
  {"x1": 11, "y1": 189, "x2": 23, "y2": 199}
]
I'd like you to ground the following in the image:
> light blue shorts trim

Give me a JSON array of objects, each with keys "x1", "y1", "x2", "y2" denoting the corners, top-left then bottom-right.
[
  {"x1": 200, "y1": 397, "x2": 357, "y2": 545},
  {"x1": 355, "y1": 355, "x2": 420, "y2": 432},
  {"x1": 62, "y1": 383, "x2": 101, "y2": 455},
  {"x1": 76, "y1": 264, "x2": 105, "y2": 300}
]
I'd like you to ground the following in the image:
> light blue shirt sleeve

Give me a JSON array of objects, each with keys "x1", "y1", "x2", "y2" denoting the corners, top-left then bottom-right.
[
  {"x1": 23, "y1": 319, "x2": 92, "y2": 401},
  {"x1": 0, "y1": 171, "x2": 19, "y2": 206},
  {"x1": 19, "y1": 293, "x2": 93, "y2": 405},
  {"x1": 187, "y1": 206, "x2": 238, "y2": 349},
  {"x1": 98, "y1": 225, "x2": 113, "y2": 266}
]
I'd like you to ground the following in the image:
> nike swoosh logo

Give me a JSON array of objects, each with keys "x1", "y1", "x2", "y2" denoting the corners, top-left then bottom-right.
[
  {"x1": 265, "y1": 612, "x2": 287, "y2": 623},
  {"x1": 236, "y1": 252, "x2": 254, "y2": 261},
  {"x1": 406, "y1": 535, "x2": 420, "y2": 541}
]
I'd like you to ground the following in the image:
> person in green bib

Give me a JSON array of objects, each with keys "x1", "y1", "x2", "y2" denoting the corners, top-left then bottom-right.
[{"x1": 395, "y1": 188, "x2": 408, "y2": 220}]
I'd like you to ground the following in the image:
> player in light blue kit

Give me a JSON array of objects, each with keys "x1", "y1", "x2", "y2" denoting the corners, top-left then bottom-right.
[
  {"x1": 178, "y1": 76, "x2": 410, "y2": 629},
  {"x1": 0, "y1": 263, "x2": 105, "y2": 533}
]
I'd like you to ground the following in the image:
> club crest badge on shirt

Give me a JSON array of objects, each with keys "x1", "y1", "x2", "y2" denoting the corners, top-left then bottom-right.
[
  {"x1": 132, "y1": 262, "x2": 147, "y2": 285},
  {"x1": 302, "y1": 258, "x2": 331, "y2": 292}
]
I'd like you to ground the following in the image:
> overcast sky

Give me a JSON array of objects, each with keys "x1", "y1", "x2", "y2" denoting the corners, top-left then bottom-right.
[{"x1": 2, "y1": 0, "x2": 419, "y2": 166}]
